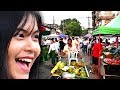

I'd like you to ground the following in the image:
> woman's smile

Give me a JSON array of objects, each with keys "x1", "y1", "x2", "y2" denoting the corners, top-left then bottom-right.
[{"x1": 15, "y1": 56, "x2": 34, "y2": 73}]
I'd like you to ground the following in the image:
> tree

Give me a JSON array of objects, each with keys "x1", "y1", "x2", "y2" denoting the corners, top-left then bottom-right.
[
  {"x1": 60, "y1": 18, "x2": 82, "y2": 36},
  {"x1": 82, "y1": 29, "x2": 88, "y2": 35}
]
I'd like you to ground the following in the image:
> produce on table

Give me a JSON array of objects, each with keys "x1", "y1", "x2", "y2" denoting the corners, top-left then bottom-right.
[
  {"x1": 79, "y1": 67, "x2": 87, "y2": 77},
  {"x1": 101, "y1": 46, "x2": 120, "y2": 65},
  {"x1": 67, "y1": 67, "x2": 74, "y2": 73},
  {"x1": 51, "y1": 61, "x2": 61, "y2": 74},
  {"x1": 104, "y1": 58, "x2": 120, "y2": 65},
  {"x1": 58, "y1": 62, "x2": 67, "y2": 69},
  {"x1": 62, "y1": 72, "x2": 76, "y2": 79},
  {"x1": 70, "y1": 61, "x2": 77, "y2": 66},
  {"x1": 51, "y1": 61, "x2": 88, "y2": 79},
  {"x1": 73, "y1": 68, "x2": 80, "y2": 76}
]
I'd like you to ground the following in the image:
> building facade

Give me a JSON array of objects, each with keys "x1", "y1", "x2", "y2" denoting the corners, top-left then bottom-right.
[{"x1": 92, "y1": 11, "x2": 120, "y2": 29}]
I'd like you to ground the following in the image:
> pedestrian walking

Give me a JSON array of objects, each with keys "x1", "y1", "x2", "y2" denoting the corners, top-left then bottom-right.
[
  {"x1": 87, "y1": 38, "x2": 92, "y2": 55},
  {"x1": 48, "y1": 38, "x2": 59, "y2": 67},
  {"x1": 59, "y1": 38, "x2": 65, "y2": 54},
  {"x1": 91, "y1": 38, "x2": 103, "y2": 74},
  {"x1": 82, "y1": 37, "x2": 89, "y2": 54}
]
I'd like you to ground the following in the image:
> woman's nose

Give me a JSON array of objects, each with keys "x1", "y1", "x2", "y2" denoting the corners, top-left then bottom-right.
[{"x1": 24, "y1": 38, "x2": 37, "y2": 53}]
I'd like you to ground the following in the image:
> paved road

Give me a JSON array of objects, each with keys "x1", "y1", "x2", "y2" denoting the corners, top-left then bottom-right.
[{"x1": 38, "y1": 51, "x2": 99, "y2": 79}]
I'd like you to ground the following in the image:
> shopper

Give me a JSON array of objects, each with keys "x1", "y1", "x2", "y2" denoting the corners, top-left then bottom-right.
[
  {"x1": 91, "y1": 38, "x2": 103, "y2": 74},
  {"x1": 48, "y1": 38, "x2": 59, "y2": 67}
]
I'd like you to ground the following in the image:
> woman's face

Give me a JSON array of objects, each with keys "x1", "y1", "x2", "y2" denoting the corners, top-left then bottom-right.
[{"x1": 7, "y1": 14, "x2": 41, "y2": 79}]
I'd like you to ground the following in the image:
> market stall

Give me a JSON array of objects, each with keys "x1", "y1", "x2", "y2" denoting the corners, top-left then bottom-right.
[
  {"x1": 50, "y1": 59, "x2": 89, "y2": 79},
  {"x1": 100, "y1": 46, "x2": 120, "y2": 79},
  {"x1": 92, "y1": 14, "x2": 120, "y2": 79}
]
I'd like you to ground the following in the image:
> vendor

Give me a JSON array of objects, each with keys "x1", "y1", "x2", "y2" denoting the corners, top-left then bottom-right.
[
  {"x1": 105, "y1": 39, "x2": 110, "y2": 47},
  {"x1": 61, "y1": 38, "x2": 82, "y2": 59}
]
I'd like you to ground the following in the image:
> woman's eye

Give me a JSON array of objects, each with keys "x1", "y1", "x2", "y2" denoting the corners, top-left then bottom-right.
[
  {"x1": 34, "y1": 35, "x2": 39, "y2": 38},
  {"x1": 33, "y1": 34, "x2": 39, "y2": 41},
  {"x1": 15, "y1": 33, "x2": 24, "y2": 38}
]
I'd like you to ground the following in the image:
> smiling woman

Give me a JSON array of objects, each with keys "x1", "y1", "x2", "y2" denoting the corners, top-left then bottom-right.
[{"x1": 0, "y1": 11, "x2": 42, "y2": 79}]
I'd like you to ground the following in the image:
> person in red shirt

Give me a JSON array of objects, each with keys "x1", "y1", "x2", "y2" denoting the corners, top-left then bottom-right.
[{"x1": 91, "y1": 38, "x2": 103, "y2": 74}]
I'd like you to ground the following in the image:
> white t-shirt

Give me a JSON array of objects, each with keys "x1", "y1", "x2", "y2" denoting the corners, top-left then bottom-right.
[
  {"x1": 63, "y1": 45, "x2": 77, "y2": 55},
  {"x1": 48, "y1": 43, "x2": 58, "y2": 53},
  {"x1": 83, "y1": 40, "x2": 89, "y2": 45},
  {"x1": 88, "y1": 41, "x2": 92, "y2": 49},
  {"x1": 63, "y1": 39, "x2": 67, "y2": 44}
]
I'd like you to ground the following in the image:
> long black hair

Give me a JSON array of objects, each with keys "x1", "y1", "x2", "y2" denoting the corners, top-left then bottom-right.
[{"x1": 0, "y1": 11, "x2": 42, "y2": 79}]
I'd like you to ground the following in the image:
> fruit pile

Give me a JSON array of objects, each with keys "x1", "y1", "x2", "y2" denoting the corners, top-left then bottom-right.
[
  {"x1": 103, "y1": 58, "x2": 120, "y2": 65},
  {"x1": 101, "y1": 46, "x2": 120, "y2": 65},
  {"x1": 51, "y1": 61, "x2": 88, "y2": 79}
]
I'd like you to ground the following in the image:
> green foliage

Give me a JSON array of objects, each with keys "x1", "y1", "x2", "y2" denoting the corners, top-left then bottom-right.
[
  {"x1": 60, "y1": 18, "x2": 82, "y2": 36},
  {"x1": 82, "y1": 29, "x2": 88, "y2": 35}
]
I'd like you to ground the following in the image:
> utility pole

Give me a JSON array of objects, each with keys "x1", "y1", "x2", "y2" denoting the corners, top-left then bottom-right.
[
  {"x1": 92, "y1": 11, "x2": 96, "y2": 30},
  {"x1": 53, "y1": 16, "x2": 56, "y2": 34},
  {"x1": 86, "y1": 16, "x2": 91, "y2": 29},
  {"x1": 62, "y1": 21, "x2": 65, "y2": 34},
  {"x1": 53, "y1": 16, "x2": 55, "y2": 25}
]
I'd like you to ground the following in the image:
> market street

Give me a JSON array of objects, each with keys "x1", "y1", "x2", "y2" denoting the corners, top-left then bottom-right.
[{"x1": 38, "y1": 50, "x2": 99, "y2": 79}]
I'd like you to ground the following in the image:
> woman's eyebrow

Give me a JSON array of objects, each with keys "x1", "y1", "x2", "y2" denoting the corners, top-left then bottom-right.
[
  {"x1": 33, "y1": 29, "x2": 40, "y2": 33},
  {"x1": 17, "y1": 28, "x2": 28, "y2": 33},
  {"x1": 17, "y1": 28, "x2": 40, "y2": 33}
]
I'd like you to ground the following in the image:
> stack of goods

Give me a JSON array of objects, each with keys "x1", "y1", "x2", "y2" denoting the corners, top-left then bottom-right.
[
  {"x1": 101, "y1": 46, "x2": 120, "y2": 65},
  {"x1": 51, "y1": 61, "x2": 89, "y2": 79}
]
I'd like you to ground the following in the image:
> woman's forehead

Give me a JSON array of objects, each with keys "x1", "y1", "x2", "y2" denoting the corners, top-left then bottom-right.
[{"x1": 17, "y1": 14, "x2": 38, "y2": 31}]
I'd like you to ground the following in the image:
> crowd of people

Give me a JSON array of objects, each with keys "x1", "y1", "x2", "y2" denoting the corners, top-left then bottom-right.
[
  {"x1": 41, "y1": 36, "x2": 82, "y2": 67},
  {"x1": 42, "y1": 35, "x2": 116, "y2": 75}
]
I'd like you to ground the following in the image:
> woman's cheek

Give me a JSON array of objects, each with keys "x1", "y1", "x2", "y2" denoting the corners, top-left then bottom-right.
[
  {"x1": 36, "y1": 43, "x2": 41, "y2": 57},
  {"x1": 8, "y1": 39, "x2": 24, "y2": 52}
]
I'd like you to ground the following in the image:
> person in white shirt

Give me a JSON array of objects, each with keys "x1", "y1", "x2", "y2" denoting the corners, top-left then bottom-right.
[
  {"x1": 75, "y1": 38, "x2": 80, "y2": 52},
  {"x1": 82, "y1": 38, "x2": 89, "y2": 54},
  {"x1": 48, "y1": 38, "x2": 59, "y2": 67},
  {"x1": 87, "y1": 38, "x2": 92, "y2": 55},
  {"x1": 54, "y1": 38, "x2": 60, "y2": 52},
  {"x1": 63, "y1": 37, "x2": 67, "y2": 45},
  {"x1": 72, "y1": 37, "x2": 79, "y2": 50},
  {"x1": 62, "y1": 38, "x2": 82, "y2": 59}
]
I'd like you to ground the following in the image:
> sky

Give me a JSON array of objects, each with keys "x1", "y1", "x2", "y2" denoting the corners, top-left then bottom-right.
[{"x1": 40, "y1": 11, "x2": 93, "y2": 28}]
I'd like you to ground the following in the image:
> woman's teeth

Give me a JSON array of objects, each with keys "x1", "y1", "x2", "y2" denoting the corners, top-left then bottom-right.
[{"x1": 18, "y1": 58, "x2": 32, "y2": 63}]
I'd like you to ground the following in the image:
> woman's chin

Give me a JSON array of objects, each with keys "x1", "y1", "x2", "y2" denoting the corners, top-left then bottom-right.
[{"x1": 13, "y1": 74, "x2": 29, "y2": 79}]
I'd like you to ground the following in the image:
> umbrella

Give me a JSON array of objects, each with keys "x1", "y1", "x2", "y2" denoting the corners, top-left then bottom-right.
[
  {"x1": 47, "y1": 34, "x2": 59, "y2": 38},
  {"x1": 85, "y1": 33, "x2": 92, "y2": 38},
  {"x1": 59, "y1": 33, "x2": 66, "y2": 38}
]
